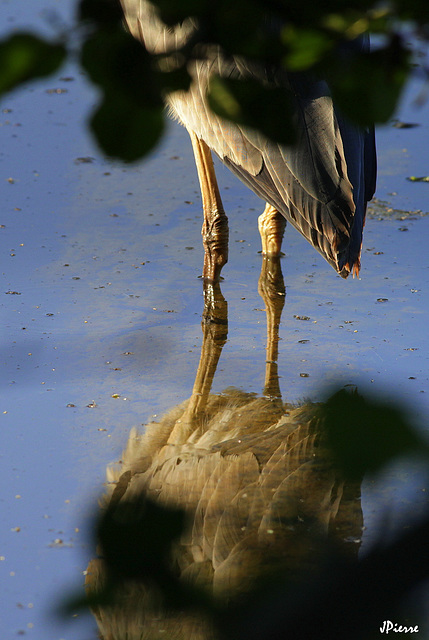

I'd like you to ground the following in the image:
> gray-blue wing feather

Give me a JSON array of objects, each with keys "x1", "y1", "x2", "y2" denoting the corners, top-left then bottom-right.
[{"x1": 120, "y1": 0, "x2": 376, "y2": 276}]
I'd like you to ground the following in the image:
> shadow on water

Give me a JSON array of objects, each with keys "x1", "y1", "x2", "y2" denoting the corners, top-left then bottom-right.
[{"x1": 82, "y1": 257, "x2": 370, "y2": 639}]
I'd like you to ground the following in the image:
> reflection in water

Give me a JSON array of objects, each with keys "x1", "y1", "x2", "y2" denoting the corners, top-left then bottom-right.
[{"x1": 85, "y1": 257, "x2": 363, "y2": 639}]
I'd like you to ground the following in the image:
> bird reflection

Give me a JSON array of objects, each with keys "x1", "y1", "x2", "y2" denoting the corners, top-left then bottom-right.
[{"x1": 85, "y1": 260, "x2": 363, "y2": 639}]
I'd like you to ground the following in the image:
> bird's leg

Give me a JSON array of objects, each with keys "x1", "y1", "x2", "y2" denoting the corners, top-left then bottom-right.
[
  {"x1": 258, "y1": 255, "x2": 286, "y2": 401},
  {"x1": 189, "y1": 131, "x2": 229, "y2": 282},
  {"x1": 167, "y1": 281, "x2": 228, "y2": 445},
  {"x1": 187, "y1": 282, "x2": 228, "y2": 418},
  {"x1": 258, "y1": 203, "x2": 286, "y2": 256}
]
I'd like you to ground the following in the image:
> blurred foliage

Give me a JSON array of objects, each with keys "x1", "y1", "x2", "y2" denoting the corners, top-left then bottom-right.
[
  {"x1": 208, "y1": 76, "x2": 296, "y2": 144},
  {"x1": 97, "y1": 496, "x2": 186, "y2": 582},
  {"x1": 89, "y1": 496, "x2": 215, "y2": 613},
  {"x1": 0, "y1": 33, "x2": 66, "y2": 94},
  {"x1": 0, "y1": 0, "x2": 427, "y2": 160},
  {"x1": 63, "y1": 387, "x2": 429, "y2": 638},
  {"x1": 321, "y1": 387, "x2": 429, "y2": 480},
  {"x1": 80, "y1": 27, "x2": 166, "y2": 160}
]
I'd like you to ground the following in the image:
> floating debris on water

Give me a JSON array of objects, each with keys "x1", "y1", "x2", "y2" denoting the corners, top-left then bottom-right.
[
  {"x1": 392, "y1": 120, "x2": 420, "y2": 129},
  {"x1": 407, "y1": 176, "x2": 429, "y2": 182},
  {"x1": 45, "y1": 88, "x2": 68, "y2": 94},
  {"x1": 367, "y1": 198, "x2": 427, "y2": 219},
  {"x1": 74, "y1": 156, "x2": 95, "y2": 164}
]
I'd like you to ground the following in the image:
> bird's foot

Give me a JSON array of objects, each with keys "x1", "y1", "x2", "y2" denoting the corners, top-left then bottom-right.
[
  {"x1": 201, "y1": 215, "x2": 229, "y2": 282},
  {"x1": 258, "y1": 204, "x2": 286, "y2": 256}
]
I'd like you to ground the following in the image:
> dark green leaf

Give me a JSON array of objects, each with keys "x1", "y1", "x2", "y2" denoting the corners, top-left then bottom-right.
[
  {"x1": 0, "y1": 33, "x2": 66, "y2": 96},
  {"x1": 208, "y1": 75, "x2": 296, "y2": 144},
  {"x1": 158, "y1": 62, "x2": 192, "y2": 94},
  {"x1": 81, "y1": 24, "x2": 166, "y2": 160},
  {"x1": 78, "y1": 0, "x2": 123, "y2": 25},
  {"x1": 394, "y1": 0, "x2": 429, "y2": 23},
  {"x1": 282, "y1": 27, "x2": 332, "y2": 71},
  {"x1": 329, "y1": 39, "x2": 410, "y2": 125},
  {"x1": 97, "y1": 496, "x2": 186, "y2": 580},
  {"x1": 81, "y1": 29, "x2": 162, "y2": 108},
  {"x1": 150, "y1": 0, "x2": 205, "y2": 25},
  {"x1": 321, "y1": 388, "x2": 426, "y2": 480},
  {"x1": 89, "y1": 91, "x2": 164, "y2": 161},
  {"x1": 202, "y1": 1, "x2": 269, "y2": 57}
]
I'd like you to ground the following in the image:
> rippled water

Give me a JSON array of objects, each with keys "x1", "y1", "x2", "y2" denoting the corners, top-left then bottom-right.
[{"x1": 1, "y1": 2, "x2": 429, "y2": 637}]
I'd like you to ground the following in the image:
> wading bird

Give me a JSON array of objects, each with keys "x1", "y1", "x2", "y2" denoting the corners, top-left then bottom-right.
[
  {"x1": 119, "y1": 0, "x2": 376, "y2": 283},
  {"x1": 85, "y1": 10, "x2": 371, "y2": 635}
]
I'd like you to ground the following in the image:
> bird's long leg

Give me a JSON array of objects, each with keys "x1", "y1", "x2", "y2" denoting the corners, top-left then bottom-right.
[
  {"x1": 167, "y1": 282, "x2": 228, "y2": 445},
  {"x1": 258, "y1": 203, "x2": 286, "y2": 256},
  {"x1": 189, "y1": 130, "x2": 229, "y2": 282},
  {"x1": 258, "y1": 255, "x2": 286, "y2": 401}
]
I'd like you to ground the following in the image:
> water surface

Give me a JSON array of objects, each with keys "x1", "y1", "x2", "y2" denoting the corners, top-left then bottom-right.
[{"x1": 1, "y1": 2, "x2": 429, "y2": 637}]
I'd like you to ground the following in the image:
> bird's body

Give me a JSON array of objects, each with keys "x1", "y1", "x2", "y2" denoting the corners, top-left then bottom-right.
[{"x1": 120, "y1": 0, "x2": 376, "y2": 280}]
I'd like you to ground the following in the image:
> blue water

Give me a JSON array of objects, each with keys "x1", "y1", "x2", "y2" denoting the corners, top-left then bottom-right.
[{"x1": 1, "y1": 2, "x2": 429, "y2": 637}]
